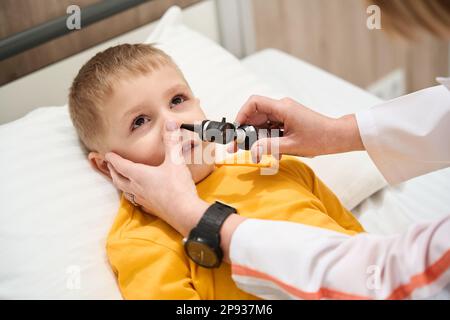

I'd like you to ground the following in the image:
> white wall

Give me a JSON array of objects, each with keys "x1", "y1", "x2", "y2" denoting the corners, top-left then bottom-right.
[{"x1": 216, "y1": 0, "x2": 255, "y2": 58}]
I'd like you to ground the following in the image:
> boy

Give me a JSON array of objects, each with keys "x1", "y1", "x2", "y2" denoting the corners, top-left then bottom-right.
[{"x1": 69, "y1": 44, "x2": 364, "y2": 299}]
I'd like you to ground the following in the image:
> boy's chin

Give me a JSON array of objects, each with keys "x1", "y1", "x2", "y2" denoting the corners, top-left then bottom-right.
[{"x1": 188, "y1": 163, "x2": 215, "y2": 184}]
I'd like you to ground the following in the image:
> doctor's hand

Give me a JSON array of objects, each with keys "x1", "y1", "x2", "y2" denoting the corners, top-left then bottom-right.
[
  {"x1": 230, "y1": 95, "x2": 365, "y2": 162},
  {"x1": 105, "y1": 120, "x2": 209, "y2": 237}
]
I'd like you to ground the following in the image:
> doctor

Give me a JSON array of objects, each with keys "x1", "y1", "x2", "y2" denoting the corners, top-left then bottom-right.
[{"x1": 105, "y1": 0, "x2": 450, "y2": 299}]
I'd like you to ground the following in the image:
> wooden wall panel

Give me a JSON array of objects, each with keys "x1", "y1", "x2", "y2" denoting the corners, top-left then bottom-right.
[
  {"x1": 251, "y1": 0, "x2": 449, "y2": 93},
  {"x1": 0, "y1": 0, "x2": 202, "y2": 85}
]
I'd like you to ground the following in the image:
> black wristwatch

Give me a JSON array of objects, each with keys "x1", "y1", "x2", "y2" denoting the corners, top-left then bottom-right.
[{"x1": 183, "y1": 201, "x2": 237, "y2": 268}]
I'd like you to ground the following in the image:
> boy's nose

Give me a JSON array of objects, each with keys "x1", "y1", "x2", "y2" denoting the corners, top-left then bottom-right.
[
  {"x1": 157, "y1": 115, "x2": 189, "y2": 140},
  {"x1": 159, "y1": 112, "x2": 180, "y2": 129}
]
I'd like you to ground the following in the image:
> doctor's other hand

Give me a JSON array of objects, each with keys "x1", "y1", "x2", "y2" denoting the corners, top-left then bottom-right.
[
  {"x1": 105, "y1": 120, "x2": 209, "y2": 237},
  {"x1": 230, "y1": 95, "x2": 365, "y2": 162}
]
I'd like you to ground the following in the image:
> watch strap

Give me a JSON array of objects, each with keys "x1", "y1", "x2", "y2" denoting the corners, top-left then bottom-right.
[{"x1": 193, "y1": 201, "x2": 236, "y2": 238}]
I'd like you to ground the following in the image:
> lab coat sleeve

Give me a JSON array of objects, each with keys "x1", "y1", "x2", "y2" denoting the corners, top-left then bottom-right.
[
  {"x1": 230, "y1": 84, "x2": 450, "y2": 299},
  {"x1": 356, "y1": 85, "x2": 450, "y2": 185},
  {"x1": 230, "y1": 215, "x2": 450, "y2": 300}
]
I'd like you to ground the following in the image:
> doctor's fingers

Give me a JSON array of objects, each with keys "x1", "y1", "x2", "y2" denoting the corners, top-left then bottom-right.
[
  {"x1": 163, "y1": 121, "x2": 186, "y2": 166},
  {"x1": 226, "y1": 128, "x2": 286, "y2": 155},
  {"x1": 250, "y1": 137, "x2": 288, "y2": 163},
  {"x1": 235, "y1": 95, "x2": 287, "y2": 126},
  {"x1": 105, "y1": 152, "x2": 139, "y2": 180},
  {"x1": 226, "y1": 140, "x2": 239, "y2": 154},
  {"x1": 108, "y1": 165, "x2": 146, "y2": 207},
  {"x1": 107, "y1": 162, "x2": 133, "y2": 193}
]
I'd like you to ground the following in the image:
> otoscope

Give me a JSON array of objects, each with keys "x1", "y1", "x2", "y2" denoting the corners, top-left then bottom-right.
[{"x1": 181, "y1": 118, "x2": 284, "y2": 150}]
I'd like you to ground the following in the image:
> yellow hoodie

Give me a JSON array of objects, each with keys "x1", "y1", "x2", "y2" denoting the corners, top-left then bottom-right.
[{"x1": 106, "y1": 154, "x2": 364, "y2": 299}]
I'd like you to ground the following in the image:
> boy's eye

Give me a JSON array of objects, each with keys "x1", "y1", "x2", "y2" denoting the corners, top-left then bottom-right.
[
  {"x1": 170, "y1": 95, "x2": 186, "y2": 107},
  {"x1": 131, "y1": 115, "x2": 150, "y2": 131}
]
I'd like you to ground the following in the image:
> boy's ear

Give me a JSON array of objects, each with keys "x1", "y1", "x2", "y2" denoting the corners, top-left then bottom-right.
[{"x1": 88, "y1": 152, "x2": 111, "y2": 179}]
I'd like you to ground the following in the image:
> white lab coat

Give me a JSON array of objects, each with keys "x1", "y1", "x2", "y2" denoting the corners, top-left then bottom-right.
[{"x1": 229, "y1": 81, "x2": 450, "y2": 300}]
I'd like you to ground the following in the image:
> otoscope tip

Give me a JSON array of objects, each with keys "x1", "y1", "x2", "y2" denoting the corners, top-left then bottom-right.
[{"x1": 180, "y1": 123, "x2": 195, "y2": 132}]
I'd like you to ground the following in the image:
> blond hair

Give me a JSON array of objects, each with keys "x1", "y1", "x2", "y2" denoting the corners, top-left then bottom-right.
[
  {"x1": 69, "y1": 43, "x2": 178, "y2": 151},
  {"x1": 369, "y1": 0, "x2": 450, "y2": 39}
]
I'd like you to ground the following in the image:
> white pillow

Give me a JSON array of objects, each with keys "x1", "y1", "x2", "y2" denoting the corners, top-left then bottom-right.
[{"x1": 0, "y1": 107, "x2": 122, "y2": 299}]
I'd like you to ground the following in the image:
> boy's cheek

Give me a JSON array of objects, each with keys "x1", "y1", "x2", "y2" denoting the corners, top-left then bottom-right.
[
  {"x1": 133, "y1": 149, "x2": 165, "y2": 166},
  {"x1": 114, "y1": 143, "x2": 165, "y2": 167}
]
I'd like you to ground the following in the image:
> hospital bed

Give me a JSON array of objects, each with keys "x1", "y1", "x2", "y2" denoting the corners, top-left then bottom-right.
[{"x1": 0, "y1": 1, "x2": 449, "y2": 299}]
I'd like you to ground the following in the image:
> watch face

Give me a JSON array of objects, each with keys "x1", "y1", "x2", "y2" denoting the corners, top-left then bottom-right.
[{"x1": 185, "y1": 239, "x2": 219, "y2": 268}]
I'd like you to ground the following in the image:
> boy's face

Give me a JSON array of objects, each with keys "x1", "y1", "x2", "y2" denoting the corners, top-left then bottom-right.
[{"x1": 89, "y1": 64, "x2": 215, "y2": 183}]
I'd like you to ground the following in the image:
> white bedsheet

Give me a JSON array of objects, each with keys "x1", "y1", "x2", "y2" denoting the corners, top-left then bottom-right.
[
  {"x1": 354, "y1": 168, "x2": 450, "y2": 235},
  {"x1": 241, "y1": 49, "x2": 450, "y2": 235}
]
